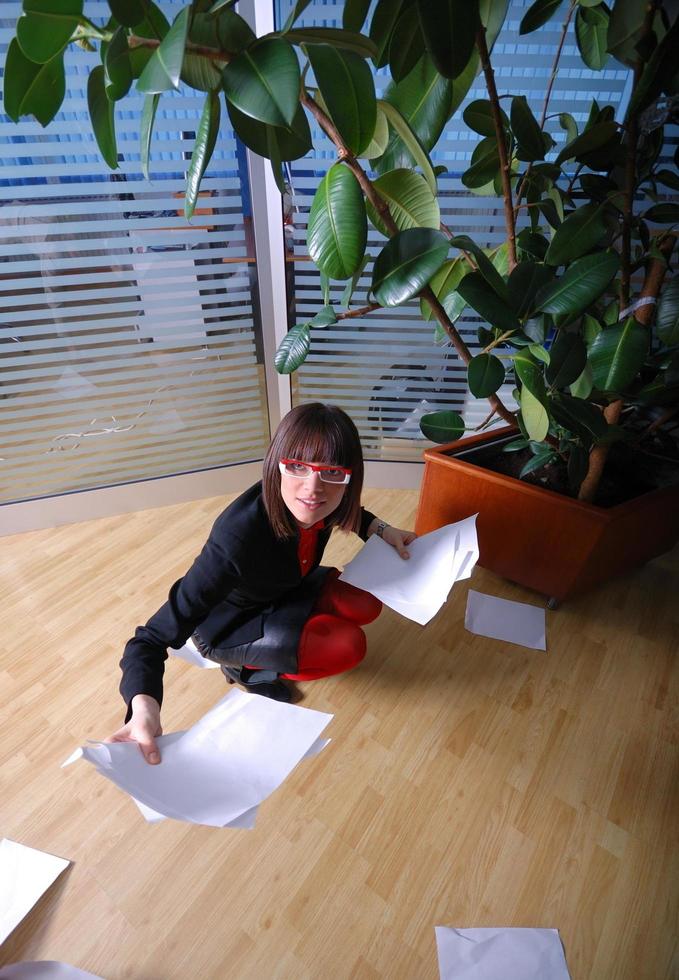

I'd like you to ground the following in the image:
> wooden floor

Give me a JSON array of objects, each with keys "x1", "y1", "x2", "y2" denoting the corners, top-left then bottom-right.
[{"x1": 1, "y1": 488, "x2": 677, "y2": 980}]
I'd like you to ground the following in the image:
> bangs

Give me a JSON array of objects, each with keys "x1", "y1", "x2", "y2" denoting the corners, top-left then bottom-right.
[{"x1": 281, "y1": 417, "x2": 353, "y2": 467}]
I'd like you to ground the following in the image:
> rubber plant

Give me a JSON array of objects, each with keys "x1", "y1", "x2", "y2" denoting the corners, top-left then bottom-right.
[{"x1": 3, "y1": 0, "x2": 679, "y2": 503}]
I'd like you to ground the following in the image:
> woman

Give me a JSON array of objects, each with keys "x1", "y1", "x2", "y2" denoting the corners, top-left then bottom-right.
[{"x1": 109, "y1": 403, "x2": 416, "y2": 764}]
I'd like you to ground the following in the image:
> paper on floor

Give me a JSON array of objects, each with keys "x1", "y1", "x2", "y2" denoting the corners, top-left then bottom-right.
[
  {"x1": 0, "y1": 840, "x2": 70, "y2": 945},
  {"x1": 340, "y1": 515, "x2": 479, "y2": 625},
  {"x1": 168, "y1": 635, "x2": 220, "y2": 669},
  {"x1": 62, "y1": 689, "x2": 332, "y2": 828},
  {"x1": 465, "y1": 589, "x2": 547, "y2": 650},
  {"x1": 435, "y1": 927, "x2": 571, "y2": 980},
  {"x1": 0, "y1": 963, "x2": 104, "y2": 980}
]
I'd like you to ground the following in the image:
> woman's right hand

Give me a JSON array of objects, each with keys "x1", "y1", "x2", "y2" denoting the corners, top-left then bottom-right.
[{"x1": 105, "y1": 694, "x2": 163, "y2": 764}]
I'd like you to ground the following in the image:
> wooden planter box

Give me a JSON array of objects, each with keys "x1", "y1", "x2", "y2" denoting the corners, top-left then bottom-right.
[{"x1": 415, "y1": 427, "x2": 679, "y2": 602}]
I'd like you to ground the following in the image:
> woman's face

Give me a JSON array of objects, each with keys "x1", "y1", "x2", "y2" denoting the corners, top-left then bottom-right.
[{"x1": 280, "y1": 462, "x2": 347, "y2": 528}]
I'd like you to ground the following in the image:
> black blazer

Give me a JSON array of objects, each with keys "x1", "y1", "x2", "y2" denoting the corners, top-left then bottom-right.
[{"x1": 119, "y1": 481, "x2": 376, "y2": 713}]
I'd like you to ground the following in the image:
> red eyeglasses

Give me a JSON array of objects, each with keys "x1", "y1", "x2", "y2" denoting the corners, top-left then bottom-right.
[{"x1": 279, "y1": 459, "x2": 352, "y2": 485}]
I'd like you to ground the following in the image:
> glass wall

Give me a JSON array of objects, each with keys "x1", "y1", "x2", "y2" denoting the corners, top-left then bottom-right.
[{"x1": 0, "y1": 1, "x2": 270, "y2": 506}]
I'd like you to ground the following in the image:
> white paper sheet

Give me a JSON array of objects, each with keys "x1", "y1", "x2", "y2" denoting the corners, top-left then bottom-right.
[
  {"x1": 168, "y1": 635, "x2": 220, "y2": 669},
  {"x1": 339, "y1": 515, "x2": 479, "y2": 625},
  {"x1": 62, "y1": 690, "x2": 333, "y2": 828},
  {"x1": 0, "y1": 840, "x2": 70, "y2": 945},
  {"x1": 435, "y1": 927, "x2": 571, "y2": 980},
  {"x1": 131, "y1": 734, "x2": 330, "y2": 827},
  {"x1": 0, "y1": 963, "x2": 104, "y2": 980},
  {"x1": 464, "y1": 589, "x2": 547, "y2": 650}
]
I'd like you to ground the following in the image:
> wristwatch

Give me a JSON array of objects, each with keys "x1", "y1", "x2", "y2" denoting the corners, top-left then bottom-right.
[{"x1": 375, "y1": 520, "x2": 388, "y2": 538}]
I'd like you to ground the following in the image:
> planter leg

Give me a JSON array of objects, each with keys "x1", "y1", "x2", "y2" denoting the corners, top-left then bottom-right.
[{"x1": 547, "y1": 597, "x2": 560, "y2": 610}]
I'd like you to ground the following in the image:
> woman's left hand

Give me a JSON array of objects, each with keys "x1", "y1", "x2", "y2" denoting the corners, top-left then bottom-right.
[{"x1": 381, "y1": 525, "x2": 417, "y2": 560}]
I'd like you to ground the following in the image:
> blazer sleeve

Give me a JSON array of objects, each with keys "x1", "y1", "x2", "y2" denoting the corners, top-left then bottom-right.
[
  {"x1": 358, "y1": 506, "x2": 378, "y2": 541},
  {"x1": 118, "y1": 524, "x2": 242, "y2": 718}
]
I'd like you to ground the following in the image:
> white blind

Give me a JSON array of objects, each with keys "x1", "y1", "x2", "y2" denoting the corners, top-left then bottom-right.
[
  {"x1": 0, "y1": 1, "x2": 270, "y2": 505},
  {"x1": 279, "y1": 0, "x2": 636, "y2": 461}
]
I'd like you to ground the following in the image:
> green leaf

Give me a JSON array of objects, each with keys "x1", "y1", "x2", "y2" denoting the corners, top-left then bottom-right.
[
  {"x1": 519, "y1": 448, "x2": 555, "y2": 477},
  {"x1": 606, "y1": 0, "x2": 647, "y2": 65},
  {"x1": 529, "y1": 344, "x2": 550, "y2": 365},
  {"x1": 374, "y1": 56, "x2": 452, "y2": 174},
  {"x1": 389, "y1": 6, "x2": 426, "y2": 83},
  {"x1": 546, "y1": 332, "x2": 588, "y2": 386},
  {"x1": 457, "y1": 272, "x2": 521, "y2": 333},
  {"x1": 185, "y1": 89, "x2": 220, "y2": 220},
  {"x1": 310, "y1": 305, "x2": 337, "y2": 327},
  {"x1": 282, "y1": 0, "x2": 313, "y2": 32},
  {"x1": 275, "y1": 323, "x2": 311, "y2": 374},
  {"x1": 570, "y1": 362, "x2": 594, "y2": 399},
  {"x1": 222, "y1": 37, "x2": 300, "y2": 127},
  {"x1": 286, "y1": 28, "x2": 377, "y2": 59},
  {"x1": 140, "y1": 93, "x2": 160, "y2": 179},
  {"x1": 16, "y1": 0, "x2": 82, "y2": 64},
  {"x1": 419, "y1": 257, "x2": 468, "y2": 323},
  {"x1": 306, "y1": 45, "x2": 376, "y2": 155},
  {"x1": 463, "y1": 99, "x2": 507, "y2": 138},
  {"x1": 588, "y1": 318, "x2": 648, "y2": 391},
  {"x1": 643, "y1": 203, "x2": 679, "y2": 224},
  {"x1": 520, "y1": 387, "x2": 550, "y2": 441},
  {"x1": 181, "y1": 8, "x2": 254, "y2": 92},
  {"x1": 461, "y1": 136, "x2": 502, "y2": 189},
  {"x1": 372, "y1": 228, "x2": 449, "y2": 306},
  {"x1": 655, "y1": 277, "x2": 679, "y2": 346},
  {"x1": 520, "y1": 0, "x2": 564, "y2": 35},
  {"x1": 377, "y1": 99, "x2": 437, "y2": 194},
  {"x1": 108, "y1": 0, "x2": 145, "y2": 27},
  {"x1": 340, "y1": 256, "x2": 369, "y2": 308},
  {"x1": 549, "y1": 391, "x2": 608, "y2": 440},
  {"x1": 307, "y1": 164, "x2": 367, "y2": 280},
  {"x1": 626, "y1": 16, "x2": 679, "y2": 118},
  {"x1": 370, "y1": 0, "x2": 408, "y2": 67},
  {"x1": 88, "y1": 65, "x2": 118, "y2": 169},
  {"x1": 655, "y1": 169, "x2": 679, "y2": 192},
  {"x1": 420, "y1": 410, "x2": 465, "y2": 443},
  {"x1": 344, "y1": 0, "x2": 372, "y2": 32},
  {"x1": 137, "y1": 6, "x2": 190, "y2": 94},
  {"x1": 558, "y1": 112, "x2": 578, "y2": 143},
  {"x1": 3, "y1": 37, "x2": 65, "y2": 126},
  {"x1": 555, "y1": 121, "x2": 618, "y2": 166},
  {"x1": 449, "y1": 49, "x2": 478, "y2": 117},
  {"x1": 517, "y1": 230, "x2": 549, "y2": 261},
  {"x1": 575, "y1": 4, "x2": 609, "y2": 70},
  {"x1": 535, "y1": 252, "x2": 620, "y2": 317},
  {"x1": 105, "y1": 27, "x2": 132, "y2": 102},
  {"x1": 449, "y1": 235, "x2": 509, "y2": 301},
  {"x1": 511, "y1": 95, "x2": 546, "y2": 161},
  {"x1": 366, "y1": 169, "x2": 440, "y2": 236},
  {"x1": 507, "y1": 262, "x2": 555, "y2": 318},
  {"x1": 227, "y1": 101, "x2": 311, "y2": 162},
  {"x1": 416, "y1": 0, "x2": 479, "y2": 79},
  {"x1": 132, "y1": 0, "x2": 170, "y2": 39},
  {"x1": 468, "y1": 353, "x2": 505, "y2": 397},
  {"x1": 544, "y1": 204, "x2": 608, "y2": 266},
  {"x1": 359, "y1": 105, "x2": 389, "y2": 159}
]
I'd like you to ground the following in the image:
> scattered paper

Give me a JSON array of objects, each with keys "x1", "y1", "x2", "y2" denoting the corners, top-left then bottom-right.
[
  {"x1": 0, "y1": 963, "x2": 104, "y2": 980},
  {"x1": 435, "y1": 927, "x2": 571, "y2": 980},
  {"x1": 62, "y1": 689, "x2": 332, "y2": 828},
  {"x1": 0, "y1": 840, "x2": 70, "y2": 945},
  {"x1": 169, "y1": 635, "x2": 220, "y2": 669},
  {"x1": 340, "y1": 515, "x2": 479, "y2": 625},
  {"x1": 465, "y1": 590, "x2": 547, "y2": 650}
]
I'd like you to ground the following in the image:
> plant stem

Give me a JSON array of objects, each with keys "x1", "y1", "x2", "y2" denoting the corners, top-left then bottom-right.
[
  {"x1": 475, "y1": 26, "x2": 517, "y2": 271},
  {"x1": 514, "y1": 0, "x2": 576, "y2": 211},
  {"x1": 127, "y1": 35, "x2": 235, "y2": 62},
  {"x1": 336, "y1": 302, "x2": 381, "y2": 321}
]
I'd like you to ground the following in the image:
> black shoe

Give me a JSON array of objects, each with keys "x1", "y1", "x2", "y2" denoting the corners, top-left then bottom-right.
[{"x1": 221, "y1": 665, "x2": 292, "y2": 703}]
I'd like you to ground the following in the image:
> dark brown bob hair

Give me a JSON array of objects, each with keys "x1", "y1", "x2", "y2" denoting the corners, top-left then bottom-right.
[{"x1": 262, "y1": 402, "x2": 364, "y2": 539}]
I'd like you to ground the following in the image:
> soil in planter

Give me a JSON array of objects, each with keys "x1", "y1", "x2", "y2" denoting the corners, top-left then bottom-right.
[{"x1": 452, "y1": 438, "x2": 679, "y2": 508}]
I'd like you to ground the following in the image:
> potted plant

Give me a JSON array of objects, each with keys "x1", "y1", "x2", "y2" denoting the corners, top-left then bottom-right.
[{"x1": 4, "y1": 0, "x2": 678, "y2": 602}]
